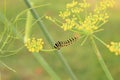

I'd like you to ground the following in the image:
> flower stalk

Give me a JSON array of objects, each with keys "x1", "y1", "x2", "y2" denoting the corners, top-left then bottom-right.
[
  {"x1": 24, "y1": 11, "x2": 33, "y2": 43},
  {"x1": 91, "y1": 36, "x2": 114, "y2": 80}
]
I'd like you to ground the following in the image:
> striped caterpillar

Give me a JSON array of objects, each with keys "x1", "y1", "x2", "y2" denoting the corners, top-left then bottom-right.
[{"x1": 54, "y1": 35, "x2": 79, "y2": 50}]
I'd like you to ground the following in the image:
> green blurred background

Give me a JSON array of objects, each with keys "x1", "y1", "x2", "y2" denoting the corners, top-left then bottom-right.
[{"x1": 0, "y1": 0, "x2": 120, "y2": 80}]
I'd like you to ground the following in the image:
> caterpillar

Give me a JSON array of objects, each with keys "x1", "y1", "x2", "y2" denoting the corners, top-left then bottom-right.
[{"x1": 54, "y1": 35, "x2": 79, "y2": 50}]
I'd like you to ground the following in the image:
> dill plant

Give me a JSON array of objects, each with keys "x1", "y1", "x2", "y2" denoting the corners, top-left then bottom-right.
[
  {"x1": 46, "y1": 0, "x2": 116, "y2": 80},
  {"x1": 1, "y1": 0, "x2": 119, "y2": 80}
]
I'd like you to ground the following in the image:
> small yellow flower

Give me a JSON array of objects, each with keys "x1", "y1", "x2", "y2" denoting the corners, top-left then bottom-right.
[
  {"x1": 25, "y1": 38, "x2": 44, "y2": 53},
  {"x1": 107, "y1": 42, "x2": 120, "y2": 55},
  {"x1": 79, "y1": 0, "x2": 90, "y2": 8},
  {"x1": 59, "y1": 10, "x2": 71, "y2": 19},
  {"x1": 66, "y1": 0, "x2": 78, "y2": 9},
  {"x1": 45, "y1": 16, "x2": 55, "y2": 22}
]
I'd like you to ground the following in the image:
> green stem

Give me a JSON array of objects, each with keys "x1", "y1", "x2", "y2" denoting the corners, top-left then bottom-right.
[
  {"x1": 0, "y1": 46, "x2": 24, "y2": 57},
  {"x1": 91, "y1": 36, "x2": 114, "y2": 80},
  {"x1": 0, "y1": 60, "x2": 16, "y2": 72},
  {"x1": 24, "y1": 11, "x2": 33, "y2": 42},
  {"x1": 33, "y1": 53, "x2": 60, "y2": 80},
  {"x1": 4, "y1": 0, "x2": 6, "y2": 18},
  {"x1": 93, "y1": 35, "x2": 107, "y2": 47},
  {"x1": 0, "y1": 32, "x2": 11, "y2": 51},
  {"x1": 41, "y1": 49, "x2": 56, "y2": 52},
  {"x1": 13, "y1": 4, "x2": 50, "y2": 24},
  {"x1": 1, "y1": 0, "x2": 7, "y2": 51},
  {"x1": 23, "y1": 0, "x2": 77, "y2": 80},
  {"x1": 80, "y1": 35, "x2": 88, "y2": 46}
]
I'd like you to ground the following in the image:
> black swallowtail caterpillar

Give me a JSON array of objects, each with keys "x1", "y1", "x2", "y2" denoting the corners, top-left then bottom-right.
[{"x1": 54, "y1": 34, "x2": 80, "y2": 50}]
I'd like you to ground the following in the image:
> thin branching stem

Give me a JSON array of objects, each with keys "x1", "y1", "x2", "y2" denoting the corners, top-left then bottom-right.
[
  {"x1": 93, "y1": 35, "x2": 107, "y2": 47},
  {"x1": 0, "y1": 46, "x2": 24, "y2": 57},
  {"x1": 23, "y1": 0, "x2": 77, "y2": 80},
  {"x1": 4, "y1": 0, "x2": 6, "y2": 18},
  {"x1": 13, "y1": 4, "x2": 50, "y2": 24},
  {"x1": 0, "y1": 60, "x2": 16, "y2": 72},
  {"x1": 91, "y1": 36, "x2": 114, "y2": 80},
  {"x1": 41, "y1": 49, "x2": 56, "y2": 52}
]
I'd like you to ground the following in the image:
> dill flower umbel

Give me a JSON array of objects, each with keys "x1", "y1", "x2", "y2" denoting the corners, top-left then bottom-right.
[
  {"x1": 94, "y1": 0, "x2": 115, "y2": 13},
  {"x1": 46, "y1": 0, "x2": 115, "y2": 35},
  {"x1": 25, "y1": 38, "x2": 44, "y2": 53},
  {"x1": 107, "y1": 42, "x2": 120, "y2": 55}
]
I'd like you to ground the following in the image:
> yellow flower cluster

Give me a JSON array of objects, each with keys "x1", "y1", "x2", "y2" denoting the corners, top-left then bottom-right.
[
  {"x1": 78, "y1": 12, "x2": 109, "y2": 34},
  {"x1": 46, "y1": 0, "x2": 114, "y2": 35},
  {"x1": 58, "y1": 0, "x2": 90, "y2": 32},
  {"x1": 66, "y1": 0, "x2": 78, "y2": 9},
  {"x1": 59, "y1": 0, "x2": 114, "y2": 34},
  {"x1": 107, "y1": 42, "x2": 120, "y2": 55},
  {"x1": 94, "y1": 0, "x2": 115, "y2": 13},
  {"x1": 25, "y1": 38, "x2": 44, "y2": 53},
  {"x1": 59, "y1": 0, "x2": 90, "y2": 19},
  {"x1": 61, "y1": 17, "x2": 77, "y2": 31}
]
